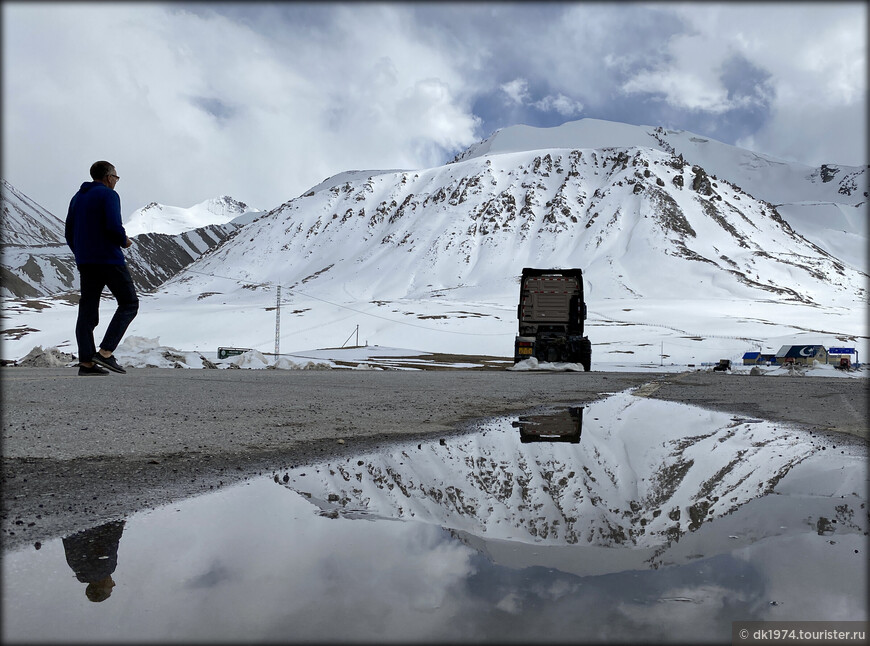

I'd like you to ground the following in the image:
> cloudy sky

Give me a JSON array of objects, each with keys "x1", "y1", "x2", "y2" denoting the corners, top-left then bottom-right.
[{"x1": 2, "y1": 2, "x2": 866, "y2": 220}]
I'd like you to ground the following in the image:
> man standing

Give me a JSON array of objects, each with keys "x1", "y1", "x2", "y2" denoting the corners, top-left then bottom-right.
[{"x1": 65, "y1": 161, "x2": 138, "y2": 376}]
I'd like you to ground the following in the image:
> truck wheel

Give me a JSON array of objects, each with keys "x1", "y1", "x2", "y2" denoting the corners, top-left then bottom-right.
[{"x1": 580, "y1": 337, "x2": 591, "y2": 372}]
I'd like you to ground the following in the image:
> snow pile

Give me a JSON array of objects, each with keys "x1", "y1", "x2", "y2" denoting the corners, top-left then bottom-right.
[
  {"x1": 224, "y1": 348, "x2": 271, "y2": 369},
  {"x1": 112, "y1": 336, "x2": 215, "y2": 369},
  {"x1": 15, "y1": 345, "x2": 75, "y2": 367},
  {"x1": 227, "y1": 350, "x2": 334, "y2": 370},
  {"x1": 507, "y1": 357, "x2": 584, "y2": 372},
  {"x1": 733, "y1": 362, "x2": 866, "y2": 379},
  {"x1": 273, "y1": 356, "x2": 334, "y2": 370},
  {"x1": 110, "y1": 338, "x2": 336, "y2": 370}
]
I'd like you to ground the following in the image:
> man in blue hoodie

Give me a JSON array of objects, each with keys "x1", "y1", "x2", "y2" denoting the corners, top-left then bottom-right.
[{"x1": 65, "y1": 161, "x2": 138, "y2": 375}]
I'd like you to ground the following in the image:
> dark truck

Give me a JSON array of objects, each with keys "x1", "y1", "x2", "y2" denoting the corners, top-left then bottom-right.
[{"x1": 514, "y1": 268, "x2": 591, "y2": 370}]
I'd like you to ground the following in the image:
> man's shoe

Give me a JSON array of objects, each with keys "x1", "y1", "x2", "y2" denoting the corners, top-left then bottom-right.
[
  {"x1": 92, "y1": 354, "x2": 126, "y2": 374},
  {"x1": 79, "y1": 363, "x2": 110, "y2": 376}
]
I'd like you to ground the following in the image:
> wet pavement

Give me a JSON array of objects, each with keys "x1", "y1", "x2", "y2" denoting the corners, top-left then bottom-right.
[{"x1": 2, "y1": 393, "x2": 867, "y2": 643}]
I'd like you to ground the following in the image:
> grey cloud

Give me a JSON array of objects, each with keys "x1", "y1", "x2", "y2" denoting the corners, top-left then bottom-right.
[
  {"x1": 2, "y1": 2, "x2": 864, "y2": 220},
  {"x1": 191, "y1": 97, "x2": 238, "y2": 122},
  {"x1": 719, "y1": 55, "x2": 774, "y2": 109}
]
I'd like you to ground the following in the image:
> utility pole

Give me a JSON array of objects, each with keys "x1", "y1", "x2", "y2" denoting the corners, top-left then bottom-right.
[{"x1": 274, "y1": 283, "x2": 281, "y2": 357}]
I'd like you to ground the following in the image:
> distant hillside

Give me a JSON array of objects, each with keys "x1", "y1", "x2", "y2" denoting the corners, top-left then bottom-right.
[{"x1": 0, "y1": 180, "x2": 249, "y2": 297}]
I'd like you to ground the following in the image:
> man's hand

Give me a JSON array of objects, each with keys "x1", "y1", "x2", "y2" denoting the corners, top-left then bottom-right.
[{"x1": 124, "y1": 237, "x2": 133, "y2": 248}]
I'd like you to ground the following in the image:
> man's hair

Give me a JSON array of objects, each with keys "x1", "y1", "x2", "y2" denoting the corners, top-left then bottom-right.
[{"x1": 89, "y1": 161, "x2": 115, "y2": 181}]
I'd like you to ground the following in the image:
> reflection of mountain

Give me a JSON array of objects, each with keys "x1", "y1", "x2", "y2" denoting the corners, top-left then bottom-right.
[{"x1": 281, "y1": 392, "x2": 821, "y2": 567}]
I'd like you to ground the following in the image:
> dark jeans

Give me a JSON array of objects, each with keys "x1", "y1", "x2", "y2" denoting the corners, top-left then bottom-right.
[{"x1": 76, "y1": 264, "x2": 139, "y2": 362}]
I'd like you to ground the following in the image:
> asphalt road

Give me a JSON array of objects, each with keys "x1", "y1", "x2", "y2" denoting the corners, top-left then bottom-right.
[{"x1": 2, "y1": 367, "x2": 867, "y2": 551}]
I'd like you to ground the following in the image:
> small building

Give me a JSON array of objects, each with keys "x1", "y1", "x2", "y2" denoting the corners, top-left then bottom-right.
[
  {"x1": 742, "y1": 351, "x2": 760, "y2": 365},
  {"x1": 743, "y1": 351, "x2": 777, "y2": 365},
  {"x1": 826, "y1": 346, "x2": 858, "y2": 367},
  {"x1": 775, "y1": 345, "x2": 829, "y2": 366}
]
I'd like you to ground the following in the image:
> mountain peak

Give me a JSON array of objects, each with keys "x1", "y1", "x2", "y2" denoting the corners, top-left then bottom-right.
[
  {"x1": 124, "y1": 196, "x2": 258, "y2": 236},
  {"x1": 451, "y1": 118, "x2": 663, "y2": 164}
]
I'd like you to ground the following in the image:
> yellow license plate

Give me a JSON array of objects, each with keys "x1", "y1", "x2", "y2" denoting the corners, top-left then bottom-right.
[{"x1": 519, "y1": 347, "x2": 532, "y2": 355}]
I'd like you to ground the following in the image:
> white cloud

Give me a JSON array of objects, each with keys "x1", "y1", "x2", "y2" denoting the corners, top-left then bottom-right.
[
  {"x1": 2, "y1": 4, "x2": 481, "y2": 217},
  {"x1": 533, "y1": 94, "x2": 584, "y2": 117},
  {"x1": 500, "y1": 79, "x2": 582, "y2": 117},
  {"x1": 737, "y1": 100, "x2": 867, "y2": 167},
  {"x1": 619, "y1": 4, "x2": 866, "y2": 164},
  {"x1": 622, "y1": 68, "x2": 734, "y2": 114},
  {"x1": 500, "y1": 78, "x2": 530, "y2": 105},
  {"x1": 1, "y1": 2, "x2": 865, "y2": 221}
]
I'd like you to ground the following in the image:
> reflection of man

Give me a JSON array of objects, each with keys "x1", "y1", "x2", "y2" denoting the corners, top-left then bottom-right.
[{"x1": 62, "y1": 520, "x2": 125, "y2": 602}]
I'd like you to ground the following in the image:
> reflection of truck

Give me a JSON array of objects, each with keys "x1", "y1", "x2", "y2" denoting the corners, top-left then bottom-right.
[
  {"x1": 514, "y1": 268, "x2": 591, "y2": 371},
  {"x1": 512, "y1": 407, "x2": 584, "y2": 443}
]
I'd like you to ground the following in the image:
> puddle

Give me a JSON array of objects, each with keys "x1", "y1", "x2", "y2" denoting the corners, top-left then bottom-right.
[{"x1": 3, "y1": 393, "x2": 867, "y2": 643}]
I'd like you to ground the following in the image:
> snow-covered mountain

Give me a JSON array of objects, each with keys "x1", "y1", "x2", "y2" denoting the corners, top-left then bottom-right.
[
  {"x1": 454, "y1": 119, "x2": 868, "y2": 268},
  {"x1": 1, "y1": 179, "x2": 66, "y2": 246},
  {"x1": 454, "y1": 118, "x2": 867, "y2": 206},
  {"x1": 124, "y1": 196, "x2": 259, "y2": 236},
  {"x1": 183, "y1": 143, "x2": 863, "y2": 305},
  {"x1": 2, "y1": 118, "x2": 866, "y2": 364},
  {"x1": 0, "y1": 181, "x2": 251, "y2": 297}
]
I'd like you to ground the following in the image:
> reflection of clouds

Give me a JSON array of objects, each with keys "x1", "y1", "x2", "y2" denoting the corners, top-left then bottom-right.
[
  {"x1": 495, "y1": 592, "x2": 522, "y2": 614},
  {"x1": 101, "y1": 481, "x2": 479, "y2": 642},
  {"x1": 454, "y1": 554, "x2": 759, "y2": 643},
  {"x1": 613, "y1": 584, "x2": 739, "y2": 642},
  {"x1": 4, "y1": 456, "x2": 865, "y2": 643},
  {"x1": 182, "y1": 561, "x2": 234, "y2": 589},
  {"x1": 541, "y1": 578, "x2": 578, "y2": 601},
  {"x1": 732, "y1": 533, "x2": 868, "y2": 622},
  {"x1": 302, "y1": 523, "x2": 475, "y2": 627}
]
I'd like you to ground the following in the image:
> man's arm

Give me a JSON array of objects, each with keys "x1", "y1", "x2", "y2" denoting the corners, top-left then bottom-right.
[
  {"x1": 104, "y1": 190, "x2": 129, "y2": 248},
  {"x1": 64, "y1": 195, "x2": 77, "y2": 252}
]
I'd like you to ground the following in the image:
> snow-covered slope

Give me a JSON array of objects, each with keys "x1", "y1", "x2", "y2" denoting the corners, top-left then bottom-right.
[
  {"x1": 454, "y1": 118, "x2": 867, "y2": 207},
  {"x1": 454, "y1": 118, "x2": 868, "y2": 264},
  {"x1": 168, "y1": 143, "x2": 865, "y2": 308},
  {"x1": 1, "y1": 179, "x2": 66, "y2": 246},
  {"x1": 124, "y1": 196, "x2": 258, "y2": 236}
]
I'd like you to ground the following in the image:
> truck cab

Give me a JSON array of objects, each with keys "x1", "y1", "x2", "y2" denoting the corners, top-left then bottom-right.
[{"x1": 514, "y1": 268, "x2": 591, "y2": 370}]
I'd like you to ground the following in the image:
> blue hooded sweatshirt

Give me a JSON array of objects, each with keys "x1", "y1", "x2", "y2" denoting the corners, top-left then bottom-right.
[{"x1": 64, "y1": 181, "x2": 128, "y2": 265}]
